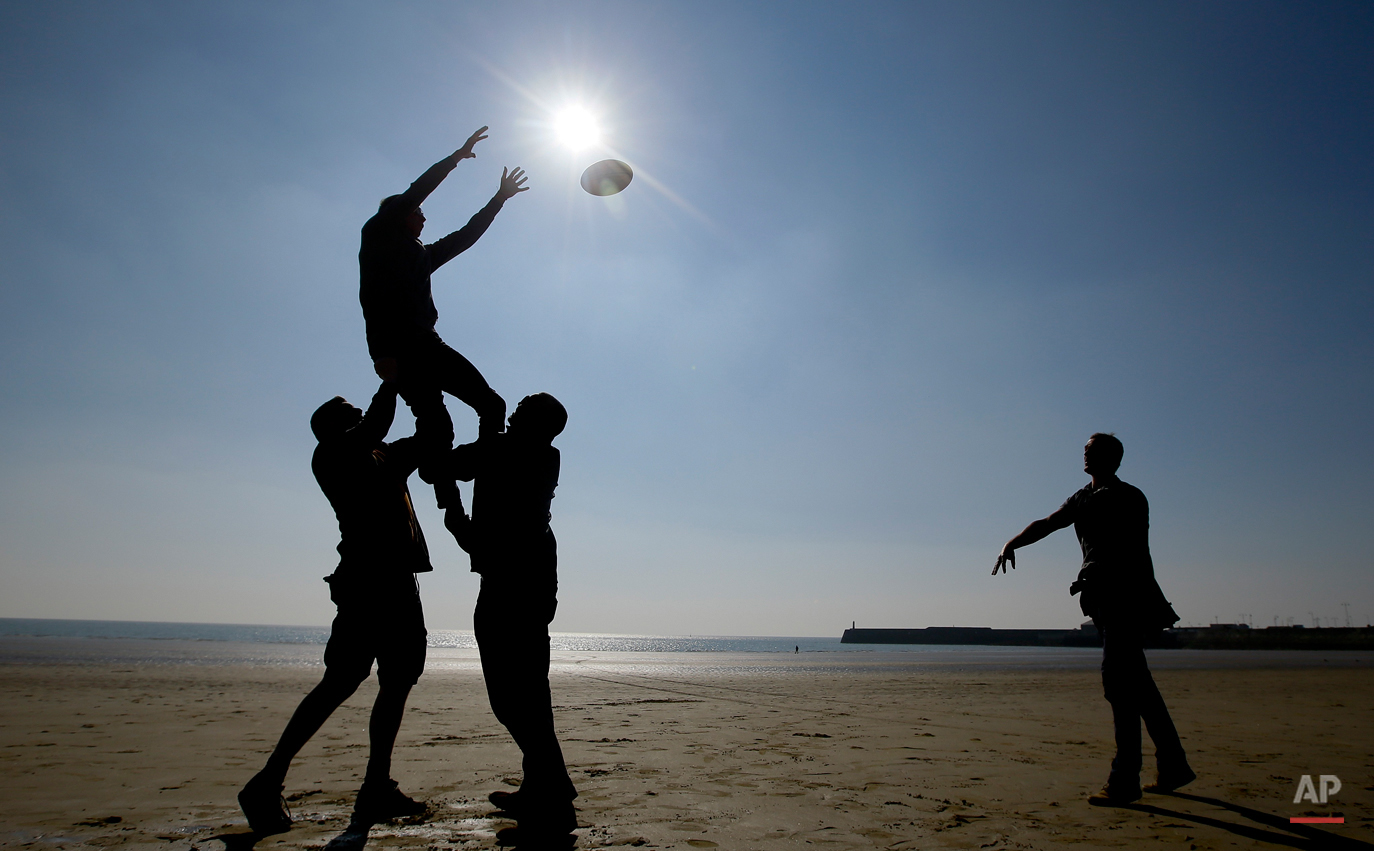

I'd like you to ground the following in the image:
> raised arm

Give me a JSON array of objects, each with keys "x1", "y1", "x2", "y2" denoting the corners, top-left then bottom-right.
[
  {"x1": 993, "y1": 504, "x2": 1075, "y2": 575},
  {"x1": 427, "y1": 167, "x2": 529, "y2": 271},
  {"x1": 441, "y1": 484, "x2": 475, "y2": 554},
  {"x1": 380, "y1": 127, "x2": 489, "y2": 221},
  {"x1": 341, "y1": 382, "x2": 399, "y2": 449}
]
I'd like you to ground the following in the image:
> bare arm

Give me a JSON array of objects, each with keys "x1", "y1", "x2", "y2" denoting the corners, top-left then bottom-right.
[
  {"x1": 443, "y1": 492, "x2": 475, "y2": 554},
  {"x1": 993, "y1": 504, "x2": 1074, "y2": 575},
  {"x1": 439, "y1": 441, "x2": 488, "y2": 554},
  {"x1": 341, "y1": 382, "x2": 398, "y2": 450}
]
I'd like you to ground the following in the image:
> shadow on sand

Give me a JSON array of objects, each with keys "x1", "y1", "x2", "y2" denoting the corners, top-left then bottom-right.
[
  {"x1": 211, "y1": 831, "x2": 264, "y2": 851},
  {"x1": 494, "y1": 825, "x2": 576, "y2": 849},
  {"x1": 487, "y1": 803, "x2": 577, "y2": 850},
  {"x1": 1094, "y1": 790, "x2": 1370, "y2": 850},
  {"x1": 213, "y1": 822, "x2": 372, "y2": 851}
]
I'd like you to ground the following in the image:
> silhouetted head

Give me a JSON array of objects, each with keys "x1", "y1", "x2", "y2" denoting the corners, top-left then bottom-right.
[
  {"x1": 1084, "y1": 432, "x2": 1124, "y2": 477},
  {"x1": 506, "y1": 393, "x2": 567, "y2": 444},
  {"x1": 311, "y1": 396, "x2": 363, "y2": 442},
  {"x1": 379, "y1": 195, "x2": 425, "y2": 238}
]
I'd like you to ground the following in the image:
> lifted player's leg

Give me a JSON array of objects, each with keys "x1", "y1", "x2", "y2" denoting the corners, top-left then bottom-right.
[{"x1": 428, "y1": 341, "x2": 506, "y2": 438}]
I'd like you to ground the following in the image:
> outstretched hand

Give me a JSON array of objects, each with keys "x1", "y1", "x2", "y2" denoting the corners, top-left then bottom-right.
[
  {"x1": 496, "y1": 166, "x2": 529, "y2": 200},
  {"x1": 993, "y1": 546, "x2": 1016, "y2": 575},
  {"x1": 454, "y1": 126, "x2": 489, "y2": 161}
]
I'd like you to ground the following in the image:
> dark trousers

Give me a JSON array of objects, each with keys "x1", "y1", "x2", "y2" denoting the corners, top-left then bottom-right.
[
  {"x1": 394, "y1": 338, "x2": 506, "y2": 449},
  {"x1": 1097, "y1": 620, "x2": 1187, "y2": 779},
  {"x1": 473, "y1": 580, "x2": 576, "y2": 803}
]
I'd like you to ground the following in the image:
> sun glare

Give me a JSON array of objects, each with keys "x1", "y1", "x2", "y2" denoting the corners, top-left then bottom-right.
[{"x1": 553, "y1": 106, "x2": 602, "y2": 151}]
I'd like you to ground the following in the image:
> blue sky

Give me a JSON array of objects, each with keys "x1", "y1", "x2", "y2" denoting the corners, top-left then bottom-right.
[{"x1": 1, "y1": 1, "x2": 1370, "y2": 634}]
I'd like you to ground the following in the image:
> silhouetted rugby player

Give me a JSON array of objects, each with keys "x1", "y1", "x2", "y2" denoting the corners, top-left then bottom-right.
[
  {"x1": 438, "y1": 393, "x2": 578, "y2": 841},
  {"x1": 360, "y1": 126, "x2": 528, "y2": 500},
  {"x1": 994, "y1": 433, "x2": 1193, "y2": 805},
  {"x1": 237, "y1": 382, "x2": 436, "y2": 834}
]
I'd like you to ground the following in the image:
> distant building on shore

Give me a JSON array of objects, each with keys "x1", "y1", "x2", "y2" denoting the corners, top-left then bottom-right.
[{"x1": 841, "y1": 623, "x2": 1374, "y2": 650}]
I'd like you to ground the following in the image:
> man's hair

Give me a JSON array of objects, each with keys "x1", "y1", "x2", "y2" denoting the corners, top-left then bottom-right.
[
  {"x1": 378, "y1": 194, "x2": 403, "y2": 211},
  {"x1": 1087, "y1": 432, "x2": 1124, "y2": 474},
  {"x1": 311, "y1": 396, "x2": 350, "y2": 441},
  {"x1": 522, "y1": 393, "x2": 568, "y2": 442}
]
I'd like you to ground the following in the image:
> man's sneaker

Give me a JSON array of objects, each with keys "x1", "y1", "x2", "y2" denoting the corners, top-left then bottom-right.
[
  {"x1": 517, "y1": 801, "x2": 578, "y2": 838},
  {"x1": 238, "y1": 774, "x2": 292, "y2": 835},
  {"x1": 354, "y1": 778, "x2": 428, "y2": 823},
  {"x1": 488, "y1": 789, "x2": 522, "y2": 814},
  {"x1": 1088, "y1": 781, "x2": 1143, "y2": 806},
  {"x1": 1145, "y1": 764, "x2": 1197, "y2": 793}
]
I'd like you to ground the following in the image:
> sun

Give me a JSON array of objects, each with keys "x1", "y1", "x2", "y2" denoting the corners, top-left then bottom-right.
[{"x1": 553, "y1": 106, "x2": 602, "y2": 151}]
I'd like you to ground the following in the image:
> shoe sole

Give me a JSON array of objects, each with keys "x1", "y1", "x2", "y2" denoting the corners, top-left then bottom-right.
[
  {"x1": 1145, "y1": 771, "x2": 1197, "y2": 793},
  {"x1": 354, "y1": 807, "x2": 428, "y2": 825},
  {"x1": 1088, "y1": 793, "x2": 1142, "y2": 806},
  {"x1": 488, "y1": 792, "x2": 522, "y2": 814},
  {"x1": 237, "y1": 794, "x2": 291, "y2": 835},
  {"x1": 1144, "y1": 782, "x2": 1194, "y2": 793}
]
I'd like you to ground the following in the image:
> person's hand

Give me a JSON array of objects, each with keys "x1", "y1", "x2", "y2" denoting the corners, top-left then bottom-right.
[
  {"x1": 454, "y1": 126, "x2": 489, "y2": 161},
  {"x1": 993, "y1": 545, "x2": 1016, "y2": 575},
  {"x1": 496, "y1": 166, "x2": 529, "y2": 200},
  {"x1": 374, "y1": 357, "x2": 400, "y2": 382}
]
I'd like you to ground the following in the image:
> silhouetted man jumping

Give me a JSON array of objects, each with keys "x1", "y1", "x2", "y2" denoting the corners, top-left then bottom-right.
[
  {"x1": 994, "y1": 433, "x2": 1194, "y2": 804},
  {"x1": 238, "y1": 382, "x2": 437, "y2": 833},
  {"x1": 360, "y1": 126, "x2": 529, "y2": 501},
  {"x1": 438, "y1": 393, "x2": 578, "y2": 841}
]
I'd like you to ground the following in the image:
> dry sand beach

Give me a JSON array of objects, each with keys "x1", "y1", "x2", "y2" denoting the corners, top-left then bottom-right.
[{"x1": 1, "y1": 637, "x2": 1371, "y2": 850}]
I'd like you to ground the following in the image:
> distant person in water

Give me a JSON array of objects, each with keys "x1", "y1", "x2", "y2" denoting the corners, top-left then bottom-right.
[
  {"x1": 359, "y1": 126, "x2": 529, "y2": 502},
  {"x1": 994, "y1": 433, "x2": 1193, "y2": 804},
  {"x1": 438, "y1": 393, "x2": 578, "y2": 841},
  {"x1": 237, "y1": 382, "x2": 437, "y2": 834}
]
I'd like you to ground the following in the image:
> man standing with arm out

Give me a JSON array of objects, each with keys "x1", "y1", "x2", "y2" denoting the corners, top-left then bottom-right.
[
  {"x1": 237, "y1": 382, "x2": 437, "y2": 834},
  {"x1": 438, "y1": 393, "x2": 579, "y2": 842},
  {"x1": 360, "y1": 127, "x2": 529, "y2": 499},
  {"x1": 994, "y1": 433, "x2": 1194, "y2": 804}
]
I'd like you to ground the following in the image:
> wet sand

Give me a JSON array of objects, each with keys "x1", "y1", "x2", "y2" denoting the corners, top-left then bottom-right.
[{"x1": 1, "y1": 638, "x2": 1371, "y2": 850}]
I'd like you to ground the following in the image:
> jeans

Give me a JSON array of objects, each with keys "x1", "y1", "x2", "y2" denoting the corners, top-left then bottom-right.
[
  {"x1": 393, "y1": 338, "x2": 506, "y2": 448},
  {"x1": 474, "y1": 579, "x2": 576, "y2": 803},
  {"x1": 1097, "y1": 619, "x2": 1187, "y2": 780}
]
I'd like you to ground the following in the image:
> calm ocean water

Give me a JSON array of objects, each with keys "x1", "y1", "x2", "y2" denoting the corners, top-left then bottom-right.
[
  {"x1": 2, "y1": 618, "x2": 1366, "y2": 671},
  {"x1": 0, "y1": 618, "x2": 850, "y2": 653}
]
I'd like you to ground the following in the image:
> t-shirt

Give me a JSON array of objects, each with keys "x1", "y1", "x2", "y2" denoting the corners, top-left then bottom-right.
[
  {"x1": 1058, "y1": 477, "x2": 1162, "y2": 620},
  {"x1": 313, "y1": 387, "x2": 433, "y2": 577},
  {"x1": 448, "y1": 433, "x2": 559, "y2": 582}
]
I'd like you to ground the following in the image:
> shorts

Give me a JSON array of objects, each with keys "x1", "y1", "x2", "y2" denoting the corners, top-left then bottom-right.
[{"x1": 323, "y1": 571, "x2": 427, "y2": 687}]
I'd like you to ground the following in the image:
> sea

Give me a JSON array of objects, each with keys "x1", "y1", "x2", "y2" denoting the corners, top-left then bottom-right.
[
  {"x1": 1, "y1": 617, "x2": 1367, "y2": 674},
  {"x1": 0, "y1": 617, "x2": 842, "y2": 653}
]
